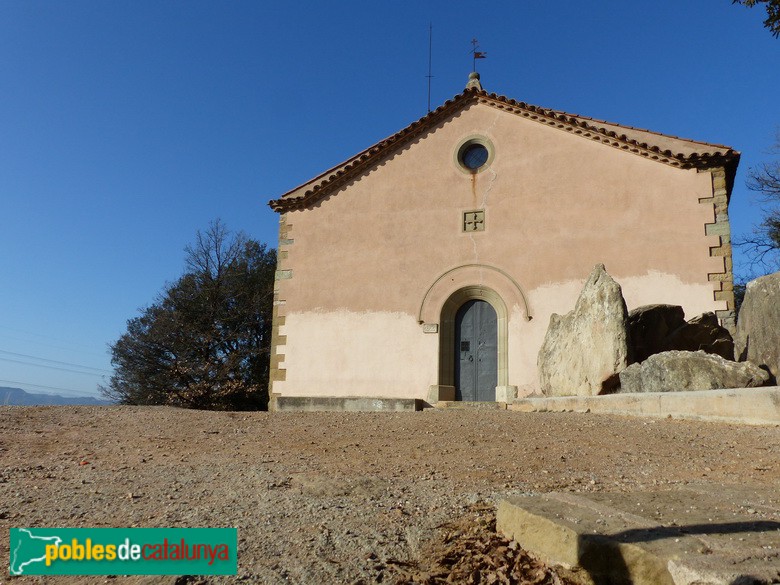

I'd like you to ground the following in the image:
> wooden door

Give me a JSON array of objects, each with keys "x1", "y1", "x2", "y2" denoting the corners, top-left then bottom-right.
[{"x1": 455, "y1": 300, "x2": 498, "y2": 401}]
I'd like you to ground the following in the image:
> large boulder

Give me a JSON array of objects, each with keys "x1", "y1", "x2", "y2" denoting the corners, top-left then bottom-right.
[
  {"x1": 628, "y1": 305, "x2": 734, "y2": 362},
  {"x1": 538, "y1": 264, "x2": 630, "y2": 396},
  {"x1": 618, "y1": 350, "x2": 770, "y2": 393},
  {"x1": 662, "y1": 312, "x2": 734, "y2": 360},
  {"x1": 735, "y1": 271, "x2": 780, "y2": 383},
  {"x1": 627, "y1": 304, "x2": 685, "y2": 362}
]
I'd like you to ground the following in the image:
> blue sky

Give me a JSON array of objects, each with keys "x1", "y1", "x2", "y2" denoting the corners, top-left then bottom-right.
[{"x1": 1, "y1": 1, "x2": 778, "y2": 398}]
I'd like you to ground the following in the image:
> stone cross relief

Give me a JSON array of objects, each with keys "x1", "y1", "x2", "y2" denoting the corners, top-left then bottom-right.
[{"x1": 463, "y1": 210, "x2": 485, "y2": 232}]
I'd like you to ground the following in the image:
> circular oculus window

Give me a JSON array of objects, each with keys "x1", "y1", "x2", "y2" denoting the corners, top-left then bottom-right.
[
  {"x1": 462, "y1": 144, "x2": 489, "y2": 170},
  {"x1": 456, "y1": 138, "x2": 493, "y2": 173}
]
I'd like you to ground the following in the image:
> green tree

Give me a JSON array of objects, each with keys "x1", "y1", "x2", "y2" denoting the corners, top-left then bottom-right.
[
  {"x1": 738, "y1": 133, "x2": 780, "y2": 270},
  {"x1": 102, "y1": 220, "x2": 276, "y2": 410},
  {"x1": 733, "y1": 0, "x2": 780, "y2": 37}
]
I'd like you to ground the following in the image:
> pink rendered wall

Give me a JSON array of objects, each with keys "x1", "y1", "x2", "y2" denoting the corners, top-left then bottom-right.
[{"x1": 273, "y1": 103, "x2": 724, "y2": 398}]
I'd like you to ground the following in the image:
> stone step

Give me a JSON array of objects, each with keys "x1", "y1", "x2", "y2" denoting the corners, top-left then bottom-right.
[
  {"x1": 434, "y1": 401, "x2": 507, "y2": 410},
  {"x1": 509, "y1": 386, "x2": 780, "y2": 425},
  {"x1": 497, "y1": 484, "x2": 780, "y2": 585},
  {"x1": 273, "y1": 396, "x2": 423, "y2": 412}
]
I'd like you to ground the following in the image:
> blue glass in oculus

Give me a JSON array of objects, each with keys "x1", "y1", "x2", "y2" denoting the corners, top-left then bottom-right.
[{"x1": 461, "y1": 144, "x2": 489, "y2": 170}]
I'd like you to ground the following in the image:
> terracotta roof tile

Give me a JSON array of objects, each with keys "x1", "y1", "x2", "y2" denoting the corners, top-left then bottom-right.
[{"x1": 270, "y1": 88, "x2": 739, "y2": 212}]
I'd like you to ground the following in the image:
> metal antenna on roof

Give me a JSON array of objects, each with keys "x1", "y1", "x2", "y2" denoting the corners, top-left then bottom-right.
[
  {"x1": 471, "y1": 38, "x2": 487, "y2": 72},
  {"x1": 426, "y1": 23, "x2": 433, "y2": 113}
]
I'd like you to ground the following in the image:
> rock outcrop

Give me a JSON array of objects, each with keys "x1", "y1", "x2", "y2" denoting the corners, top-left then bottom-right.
[
  {"x1": 618, "y1": 350, "x2": 770, "y2": 393},
  {"x1": 538, "y1": 264, "x2": 630, "y2": 396},
  {"x1": 628, "y1": 305, "x2": 734, "y2": 361},
  {"x1": 735, "y1": 271, "x2": 780, "y2": 383},
  {"x1": 627, "y1": 304, "x2": 685, "y2": 362},
  {"x1": 662, "y1": 312, "x2": 734, "y2": 360}
]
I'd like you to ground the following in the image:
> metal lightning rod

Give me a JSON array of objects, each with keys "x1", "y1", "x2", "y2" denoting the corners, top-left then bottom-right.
[{"x1": 426, "y1": 23, "x2": 433, "y2": 113}]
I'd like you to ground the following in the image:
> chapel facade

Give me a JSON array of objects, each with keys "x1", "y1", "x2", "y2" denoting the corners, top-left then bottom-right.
[{"x1": 267, "y1": 74, "x2": 739, "y2": 409}]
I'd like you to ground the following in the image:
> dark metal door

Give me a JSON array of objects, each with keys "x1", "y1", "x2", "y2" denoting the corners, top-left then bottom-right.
[{"x1": 455, "y1": 300, "x2": 498, "y2": 401}]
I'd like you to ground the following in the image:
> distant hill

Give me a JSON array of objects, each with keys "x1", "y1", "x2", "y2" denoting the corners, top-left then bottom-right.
[{"x1": 0, "y1": 386, "x2": 112, "y2": 406}]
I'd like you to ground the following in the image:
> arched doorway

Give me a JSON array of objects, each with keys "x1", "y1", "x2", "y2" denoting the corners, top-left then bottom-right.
[
  {"x1": 438, "y1": 286, "x2": 509, "y2": 401},
  {"x1": 455, "y1": 299, "x2": 497, "y2": 401}
]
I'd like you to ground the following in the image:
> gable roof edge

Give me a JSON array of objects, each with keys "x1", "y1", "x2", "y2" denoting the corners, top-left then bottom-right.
[
  {"x1": 270, "y1": 89, "x2": 740, "y2": 212},
  {"x1": 269, "y1": 88, "x2": 481, "y2": 212}
]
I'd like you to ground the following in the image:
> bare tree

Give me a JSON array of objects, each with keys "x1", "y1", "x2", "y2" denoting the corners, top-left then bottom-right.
[{"x1": 737, "y1": 133, "x2": 780, "y2": 271}]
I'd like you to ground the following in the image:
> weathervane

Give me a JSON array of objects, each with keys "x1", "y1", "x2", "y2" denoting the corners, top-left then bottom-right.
[{"x1": 471, "y1": 38, "x2": 487, "y2": 72}]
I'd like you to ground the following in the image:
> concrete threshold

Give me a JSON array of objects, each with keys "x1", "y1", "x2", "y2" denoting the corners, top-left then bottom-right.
[
  {"x1": 510, "y1": 386, "x2": 780, "y2": 425},
  {"x1": 273, "y1": 396, "x2": 423, "y2": 412},
  {"x1": 434, "y1": 401, "x2": 508, "y2": 410},
  {"x1": 497, "y1": 484, "x2": 780, "y2": 585}
]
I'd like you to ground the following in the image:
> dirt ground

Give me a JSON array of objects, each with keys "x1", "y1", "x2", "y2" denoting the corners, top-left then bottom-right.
[{"x1": 1, "y1": 406, "x2": 778, "y2": 584}]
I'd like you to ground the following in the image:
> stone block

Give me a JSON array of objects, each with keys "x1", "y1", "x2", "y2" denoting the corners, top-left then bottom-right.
[
  {"x1": 495, "y1": 385, "x2": 518, "y2": 402},
  {"x1": 705, "y1": 222, "x2": 730, "y2": 237},
  {"x1": 427, "y1": 385, "x2": 455, "y2": 403},
  {"x1": 509, "y1": 387, "x2": 780, "y2": 425},
  {"x1": 497, "y1": 486, "x2": 780, "y2": 585}
]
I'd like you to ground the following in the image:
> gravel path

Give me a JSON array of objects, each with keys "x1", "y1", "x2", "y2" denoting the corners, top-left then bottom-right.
[{"x1": 1, "y1": 406, "x2": 778, "y2": 584}]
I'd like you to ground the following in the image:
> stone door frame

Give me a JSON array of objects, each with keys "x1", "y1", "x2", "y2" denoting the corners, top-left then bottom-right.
[{"x1": 438, "y1": 286, "x2": 509, "y2": 398}]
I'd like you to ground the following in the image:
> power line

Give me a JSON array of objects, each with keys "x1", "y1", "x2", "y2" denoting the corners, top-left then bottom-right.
[
  {"x1": 0, "y1": 357, "x2": 107, "y2": 377},
  {"x1": 0, "y1": 349, "x2": 111, "y2": 373},
  {"x1": 0, "y1": 379, "x2": 100, "y2": 397},
  {"x1": 0, "y1": 324, "x2": 109, "y2": 359}
]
